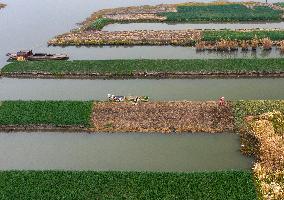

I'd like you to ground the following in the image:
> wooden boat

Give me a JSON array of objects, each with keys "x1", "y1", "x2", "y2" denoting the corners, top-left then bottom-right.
[
  {"x1": 6, "y1": 50, "x2": 69, "y2": 61},
  {"x1": 108, "y1": 94, "x2": 149, "y2": 102}
]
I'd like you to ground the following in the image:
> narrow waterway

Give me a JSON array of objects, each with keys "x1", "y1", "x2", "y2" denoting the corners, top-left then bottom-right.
[
  {"x1": 0, "y1": 78, "x2": 283, "y2": 100},
  {"x1": 103, "y1": 22, "x2": 284, "y2": 31},
  {"x1": 0, "y1": 132, "x2": 254, "y2": 171}
]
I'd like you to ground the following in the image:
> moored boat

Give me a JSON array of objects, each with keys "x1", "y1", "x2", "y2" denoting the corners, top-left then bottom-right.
[{"x1": 6, "y1": 50, "x2": 69, "y2": 61}]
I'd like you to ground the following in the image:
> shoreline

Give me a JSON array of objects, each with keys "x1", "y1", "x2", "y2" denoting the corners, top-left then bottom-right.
[{"x1": 1, "y1": 71, "x2": 284, "y2": 79}]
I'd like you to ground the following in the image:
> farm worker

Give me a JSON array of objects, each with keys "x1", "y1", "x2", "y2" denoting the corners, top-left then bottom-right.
[{"x1": 219, "y1": 97, "x2": 225, "y2": 106}]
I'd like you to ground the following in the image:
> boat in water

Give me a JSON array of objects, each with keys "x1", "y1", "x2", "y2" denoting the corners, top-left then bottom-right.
[
  {"x1": 6, "y1": 50, "x2": 69, "y2": 61},
  {"x1": 108, "y1": 94, "x2": 149, "y2": 103}
]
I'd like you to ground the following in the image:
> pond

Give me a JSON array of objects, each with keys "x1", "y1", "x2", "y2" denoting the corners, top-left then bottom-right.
[
  {"x1": 0, "y1": 78, "x2": 283, "y2": 100},
  {"x1": 103, "y1": 22, "x2": 284, "y2": 31},
  {"x1": 0, "y1": 132, "x2": 254, "y2": 171}
]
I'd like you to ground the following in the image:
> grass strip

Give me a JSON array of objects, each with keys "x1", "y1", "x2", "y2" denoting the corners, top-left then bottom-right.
[
  {"x1": 233, "y1": 100, "x2": 284, "y2": 130},
  {"x1": 0, "y1": 170, "x2": 257, "y2": 200},
  {"x1": 2, "y1": 59, "x2": 284, "y2": 75},
  {"x1": 161, "y1": 4, "x2": 283, "y2": 22},
  {"x1": 0, "y1": 101, "x2": 93, "y2": 127},
  {"x1": 202, "y1": 30, "x2": 284, "y2": 41},
  {"x1": 88, "y1": 18, "x2": 115, "y2": 30}
]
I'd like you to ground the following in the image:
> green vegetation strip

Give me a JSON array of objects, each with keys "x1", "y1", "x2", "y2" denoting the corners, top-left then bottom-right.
[
  {"x1": 88, "y1": 18, "x2": 115, "y2": 30},
  {"x1": 233, "y1": 100, "x2": 284, "y2": 129},
  {"x1": 0, "y1": 170, "x2": 257, "y2": 200},
  {"x1": 161, "y1": 4, "x2": 283, "y2": 22},
  {"x1": 2, "y1": 59, "x2": 284, "y2": 75},
  {"x1": 202, "y1": 30, "x2": 284, "y2": 41},
  {"x1": 0, "y1": 101, "x2": 93, "y2": 127}
]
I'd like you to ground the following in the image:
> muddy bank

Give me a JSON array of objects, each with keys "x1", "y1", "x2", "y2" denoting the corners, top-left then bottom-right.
[
  {"x1": 91, "y1": 101, "x2": 234, "y2": 133},
  {"x1": 0, "y1": 125, "x2": 90, "y2": 132},
  {"x1": 2, "y1": 71, "x2": 284, "y2": 80}
]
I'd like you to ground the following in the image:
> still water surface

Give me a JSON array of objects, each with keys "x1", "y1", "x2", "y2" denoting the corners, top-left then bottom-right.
[
  {"x1": 0, "y1": 132, "x2": 254, "y2": 171},
  {"x1": 104, "y1": 22, "x2": 284, "y2": 31},
  {"x1": 0, "y1": 78, "x2": 283, "y2": 100}
]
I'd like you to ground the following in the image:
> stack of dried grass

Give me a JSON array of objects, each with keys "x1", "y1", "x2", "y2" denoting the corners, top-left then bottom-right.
[
  {"x1": 91, "y1": 101, "x2": 234, "y2": 133},
  {"x1": 48, "y1": 30, "x2": 202, "y2": 46},
  {"x1": 244, "y1": 111, "x2": 284, "y2": 200}
]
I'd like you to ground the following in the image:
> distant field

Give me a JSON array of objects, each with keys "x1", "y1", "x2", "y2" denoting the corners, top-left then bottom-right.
[
  {"x1": 203, "y1": 30, "x2": 284, "y2": 41},
  {"x1": 0, "y1": 170, "x2": 257, "y2": 200},
  {"x1": 161, "y1": 4, "x2": 283, "y2": 22}
]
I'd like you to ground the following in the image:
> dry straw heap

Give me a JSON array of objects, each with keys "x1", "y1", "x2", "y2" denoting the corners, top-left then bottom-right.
[
  {"x1": 243, "y1": 111, "x2": 284, "y2": 200},
  {"x1": 91, "y1": 101, "x2": 234, "y2": 133}
]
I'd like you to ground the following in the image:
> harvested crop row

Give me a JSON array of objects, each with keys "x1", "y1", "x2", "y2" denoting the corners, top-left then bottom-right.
[
  {"x1": 2, "y1": 59, "x2": 284, "y2": 79},
  {"x1": 92, "y1": 101, "x2": 234, "y2": 133},
  {"x1": 0, "y1": 170, "x2": 257, "y2": 200},
  {"x1": 48, "y1": 29, "x2": 201, "y2": 46}
]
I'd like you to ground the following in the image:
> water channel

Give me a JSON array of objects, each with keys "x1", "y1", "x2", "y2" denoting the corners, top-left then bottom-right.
[
  {"x1": 0, "y1": 78, "x2": 283, "y2": 101},
  {"x1": 0, "y1": 132, "x2": 254, "y2": 171},
  {"x1": 104, "y1": 22, "x2": 284, "y2": 31}
]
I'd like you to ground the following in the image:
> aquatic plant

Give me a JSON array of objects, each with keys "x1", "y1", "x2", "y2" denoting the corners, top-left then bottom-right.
[
  {"x1": 0, "y1": 170, "x2": 257, "y2": 200},
  {"x1": 202, "y1": 30, "x2": 284, "y2": 42},
  {"x1": 88, "y1": 18, "x2": 114, "y2": 30},
  {"x1": 2, "y1": 59, "x2": 284, "y2": 77},
  {"x1": 0, "y1": 101, "x2": 93, "y2": 127},
  {"x1": 160, "y1": 4, "x2": 283, "y2": 22}
]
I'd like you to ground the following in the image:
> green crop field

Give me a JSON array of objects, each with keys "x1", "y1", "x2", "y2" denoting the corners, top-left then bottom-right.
[
  {"x1": 202, "y1": 30, "x2": 284, "y2": 41},
  {"x1": 88, "y1": 18, "x2": 114, "y2": 30},
  {"x1": 0, "y1": 170, "x2": 257, "y2": 200},
  {"x1": 0, "y1": 101, "x2": 93, "y2": 127},
  {"x1": 2, "y1": 59, "x2": 284, "y2": 75},
  {"x1": 160, "y1": 4, "x2": 283, "y2": 22}
]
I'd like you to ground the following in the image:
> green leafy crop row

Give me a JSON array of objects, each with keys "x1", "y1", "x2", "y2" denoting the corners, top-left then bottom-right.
[
  {"x1": 160, "y1": 4, "x2": 283, "y2": 22},
  {"x1": 0, "y1": 170, "x2": 257, "y2": 200},
  {"x1": 202, "y1": 30, "x2": 284, "y2": 41},
  {"x1": 2, "y1": 59, "x2": 284, "y2": 75},
  {"x1": 0, "y1": 101, "x2": 93, "y2": 127}
]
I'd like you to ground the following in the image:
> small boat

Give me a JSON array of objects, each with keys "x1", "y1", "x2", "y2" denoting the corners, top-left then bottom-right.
[
  {"x1": 6, "y1": 50, "x2": 69, "y2": 61},
  {"x1": 108, "y1": 94, "x2": 149, "y2": 103}
]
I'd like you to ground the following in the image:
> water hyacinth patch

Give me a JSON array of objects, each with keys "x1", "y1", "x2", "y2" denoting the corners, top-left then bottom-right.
[
  {"x1": 0, "y1": 170, "x2": 258, "y2": 200},
  {"x1": 0, "y1": 101, "x2": 93, "y2": 127},
  {"x1": 2, "y1": 59, "x2": 284, "y2": 79},
  {"x1": 161, "y1": 4, "x2": 283, "y2": 22}
]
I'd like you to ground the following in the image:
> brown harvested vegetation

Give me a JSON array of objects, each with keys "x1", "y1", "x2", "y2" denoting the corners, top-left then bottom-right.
[
  {"x1": 81, "y1": 4, "x2": 176, "y2": 28},
  {"x1": 243, "y1": 111, "x2": 284, "y2": 200},
  {"x1": 91, "y1": 101, "x2": 234, "y2": 133},
  {"x1": 262, "y1": 38, "x2": 273, "y2": 50},
  {"x1": 0, "y1": 3, "x2": 5, "y2": 9},
  {"x1": 278, "y1": 40, "x2": 284, "y2": 53},
  {"x1": 48, "y1": 30, "x2": 202, "y2": 46}
]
